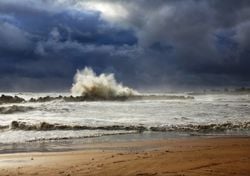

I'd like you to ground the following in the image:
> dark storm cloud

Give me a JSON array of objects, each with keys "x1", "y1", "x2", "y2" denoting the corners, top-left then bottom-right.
[
  {"x1": 0, "y1": 0, "x2": 137, "y2": 91},
  {"x1": 0, "y1": 0, "x2": 250, "y2": 91},
  {"x1": 115, "y1": 0, "x2": 250, "y2": 88}
]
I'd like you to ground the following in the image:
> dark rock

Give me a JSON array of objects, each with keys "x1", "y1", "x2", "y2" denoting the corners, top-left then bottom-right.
[{"x1": 0, "y1": 95, "x2": 25, "y2": 104}]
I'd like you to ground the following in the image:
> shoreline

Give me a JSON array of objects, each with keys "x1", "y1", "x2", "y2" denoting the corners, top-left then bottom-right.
[
  {"x1": 0, "y1": 136, "x2": 249, "y2": 176},
  {"x1": 1, "y1": 131, "x2": 249, "y2": 154}
]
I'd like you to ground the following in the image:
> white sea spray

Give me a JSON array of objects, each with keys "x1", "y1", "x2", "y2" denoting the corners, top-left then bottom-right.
[{"x1": 71, "y1": 67, "x2": 138, "y2": 98}]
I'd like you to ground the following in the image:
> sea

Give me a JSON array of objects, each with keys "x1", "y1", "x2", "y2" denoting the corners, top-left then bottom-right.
[{"x1": 0, "y1": 92, "x2": 249, "y2": 152}]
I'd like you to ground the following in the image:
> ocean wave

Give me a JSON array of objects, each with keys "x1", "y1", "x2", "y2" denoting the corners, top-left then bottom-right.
[
  {"x1": 0, "y1": 125, "x2": 9, "y2": 130},
  {"x1": 149, "y1": 122, "x2": 250, "y2": 132},
  {"x1": 0, "y1": 105, "x2": 34, "y2": 114},
  {"x1": 10, "y1": 121, "x2": 147, "y2": 132},
  {"x1": 8, "y1": 121, "x2": 250, "y2": 132}
]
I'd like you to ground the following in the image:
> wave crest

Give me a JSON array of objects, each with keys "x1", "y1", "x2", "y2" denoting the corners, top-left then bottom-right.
[
  {"x1": 9, "y1": 121, "x2": 250, "y2": 132},
  {"x1": 10, "y1": 121, "x2": 146, "y2": 132},
  {"x1": 71, "y1": 67, "x2": 137, "y2": 99},
  {"x1": 0, "y1": 105, "x2": 34, "y2": 114}
]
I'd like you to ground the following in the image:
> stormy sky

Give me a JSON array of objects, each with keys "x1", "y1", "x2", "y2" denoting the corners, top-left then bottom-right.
[{"x1": 0, "y1": 0, "x2": 250, "y2": 91}]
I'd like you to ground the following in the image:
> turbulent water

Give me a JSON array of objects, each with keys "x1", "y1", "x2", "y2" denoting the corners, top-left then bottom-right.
[
  {"x1": 0, "y1": 92, "x2": 250, "y2": 144},
  {"x1": 0, "y1": 67, "x2": 249, "y2": 144}
]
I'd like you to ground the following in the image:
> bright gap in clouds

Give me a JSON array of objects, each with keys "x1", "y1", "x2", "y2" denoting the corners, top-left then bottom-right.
[{"x1": 77, "y1": 1, "x2": 128, "y2": 22}]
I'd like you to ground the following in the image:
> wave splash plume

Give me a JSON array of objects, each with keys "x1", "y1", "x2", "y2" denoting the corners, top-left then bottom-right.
[{"x1": 71, "y1": 67, "x2": 137, "y2": 99}]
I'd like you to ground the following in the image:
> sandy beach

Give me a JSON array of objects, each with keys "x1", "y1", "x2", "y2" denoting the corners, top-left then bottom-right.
[{"x1": 0, "y1": 137, "x2": 249, "y2": 176}]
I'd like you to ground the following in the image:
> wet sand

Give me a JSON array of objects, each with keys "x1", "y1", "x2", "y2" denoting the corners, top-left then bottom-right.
[{"x1": 0, "y1": 137, "x2": 249, "y2": 176}]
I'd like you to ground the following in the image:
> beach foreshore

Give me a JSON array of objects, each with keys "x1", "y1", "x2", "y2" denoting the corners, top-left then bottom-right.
[{"x1": 0, "y1": 137, "x2": 249, "y2": 176}]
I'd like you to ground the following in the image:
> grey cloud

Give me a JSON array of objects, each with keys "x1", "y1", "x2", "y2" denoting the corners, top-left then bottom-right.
[
  {"x1": 0, "y1": 21, "x2": 31, "y2": 51},
  {"x1": 0, "y1": 0, "x2": 250, "y2": 91}
]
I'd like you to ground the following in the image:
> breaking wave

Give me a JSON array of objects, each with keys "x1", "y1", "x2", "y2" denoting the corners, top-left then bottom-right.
[
  {"x1": 71, "y1": 67, "x2": 137, "y2": 99},
  {"x1": 0, "y1": 105, "x2": 34, "y2": 114},
  {"x1": 7, "y1": 121, "x2": 250, "y2": 132},
  {"x1": 0, "y1": 125, "x2": 8, "y2": 130},
  {"x1": 10, "y1": 121, "x2": 146, "y2": 132}
]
